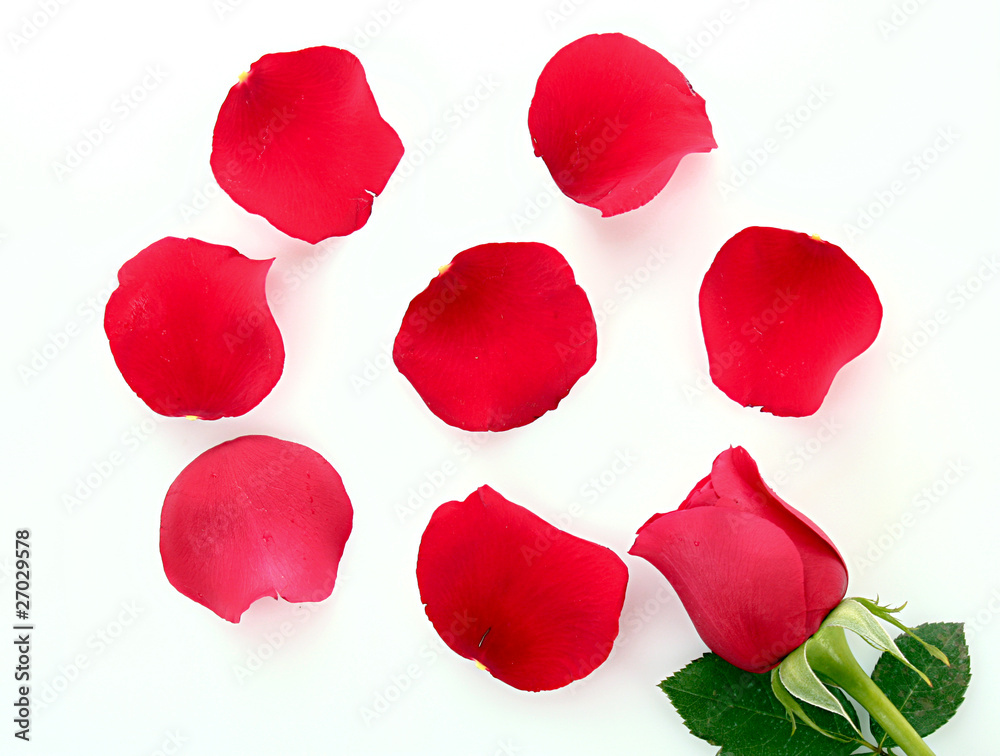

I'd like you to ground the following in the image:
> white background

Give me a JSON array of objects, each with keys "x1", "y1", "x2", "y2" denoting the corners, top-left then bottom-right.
[{"x1": 2, "y1": 0, "x2": 998, "y2": 753}]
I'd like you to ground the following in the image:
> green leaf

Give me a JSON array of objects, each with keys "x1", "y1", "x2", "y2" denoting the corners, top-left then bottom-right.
[
  {"x1": 660, "y1": 653, "x2": 862, "y2": 755},
  {"x1": 869, "y1": 622, "x2": 970, "y2": 750}
]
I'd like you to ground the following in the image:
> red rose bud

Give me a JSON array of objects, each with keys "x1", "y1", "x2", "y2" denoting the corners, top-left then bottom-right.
[
  {"x1": 629, "y1": 447, "x2": 847, "y2": 673},
  {"x1": 528, "y1": 33, "x2": 716, "y2": 216}
]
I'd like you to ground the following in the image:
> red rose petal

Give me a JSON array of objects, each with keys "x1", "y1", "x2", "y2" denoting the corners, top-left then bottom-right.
[
  {"x1": 630, "y1": 506, "x2": 808, "y2": 673},
  {"x1": 211, "y1": 46, "x2": 404, "y2": 243},
  {"x1": 393, "y1": 242, "x2": 596, "y2": 432},
  {"x1": 699, "y1": 227, "x2": 882, "y2": 416},
  {"x1": 104, "y1": 237, "x2": 283, "y2": 420},
  {"x1": 417, "y1": 486, "x2": 628, "y2": 691},
  {"x1": 160, "y1": 435, "x2": 353, "y2": 623},
  {"x1": 528, "y1": 33, "x2": 716, "y2": 216}
]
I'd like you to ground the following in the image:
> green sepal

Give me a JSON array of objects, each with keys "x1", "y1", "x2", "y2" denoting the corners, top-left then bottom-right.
[
  {"x1": 853, "y1": 597, "x2": 951, "y2": 666},
  {"x1": 776, "y1": 643, "x2": 862, "y2": 737},
  {"x1": 822, "y1": 598, "x2": 932, "y2": 686},
  {"x1": 769, "y1": 668, "x2": 854, "y2": 743}
]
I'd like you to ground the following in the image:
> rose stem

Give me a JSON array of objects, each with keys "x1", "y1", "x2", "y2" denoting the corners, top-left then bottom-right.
[{"x1": 807, "y1": 625, "x2": 935, "y2": 756}]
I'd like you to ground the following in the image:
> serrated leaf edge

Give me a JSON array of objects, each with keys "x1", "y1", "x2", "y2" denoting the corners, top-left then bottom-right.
[{"x1": 869, "y1": 622, "x2": 970, "y2": 747}]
